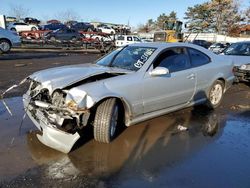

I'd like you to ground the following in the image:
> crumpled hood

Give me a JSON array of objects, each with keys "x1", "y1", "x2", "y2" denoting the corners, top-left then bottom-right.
[{"x1": 29, "y1": 63, "x2": 131, "y2": 91}]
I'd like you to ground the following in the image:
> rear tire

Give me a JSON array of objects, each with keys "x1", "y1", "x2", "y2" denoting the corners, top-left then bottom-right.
[
  {"x1": 94, "y1": 98, "x2": 119, "y2": 143},
  {"x1": 87, "y1": 28, "x2": 93, "y2": 32},
  {"x1": 31, "y1": 27, "x2": 37, "y2": 31},
  {"x1": 0, "y1": 39, "x2": 11, "y2": 53},
  {"x1": 10, "y1": 28, "x2": 16, "y2": 32},
  {"x1": 206, "y1": 80, "x2": 224, "y2": 109}
]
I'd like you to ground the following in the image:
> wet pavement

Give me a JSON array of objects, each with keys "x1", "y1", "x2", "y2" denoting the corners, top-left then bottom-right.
[{"x1": 0, "y1": 84, "x2": 249, "y2": 187}]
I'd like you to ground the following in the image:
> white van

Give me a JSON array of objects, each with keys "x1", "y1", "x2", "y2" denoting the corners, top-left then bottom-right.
[{"x1": 115, "y1": 35, "x2": 142, "y2": 47}]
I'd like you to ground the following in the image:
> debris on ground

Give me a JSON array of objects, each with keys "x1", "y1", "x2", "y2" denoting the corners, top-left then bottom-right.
[{"x1": 177, "y1": 125, "x2": 188, "y2": 131}]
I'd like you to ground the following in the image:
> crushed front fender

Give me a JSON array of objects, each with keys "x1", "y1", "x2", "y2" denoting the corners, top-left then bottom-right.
[{"x1": 23, "y1": 93, "x2": 80, "y2": 153}]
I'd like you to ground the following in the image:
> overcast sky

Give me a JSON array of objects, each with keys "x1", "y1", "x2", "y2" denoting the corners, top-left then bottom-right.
[{"x1": 0, "y1": 0, "x2": 249, "y2": 26}]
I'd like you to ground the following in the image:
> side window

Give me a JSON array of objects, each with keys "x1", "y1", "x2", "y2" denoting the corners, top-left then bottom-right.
[
  {"x1": 154, "y1": 48, "x2": 190, "y2": 73},
  {"x1": 117, "y1": 36, "x2": 125, "y2": 40},
  {"x1": 127, "y1": 36, "x2": 132, "y2": 41},
  {"x1": 188, "y1": 48, "x2": 210, "y2": 67}
]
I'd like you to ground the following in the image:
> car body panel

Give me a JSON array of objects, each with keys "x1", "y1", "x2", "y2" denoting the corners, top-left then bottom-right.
[{"x1": 46, "y1": 28, "x2": 81, "y2": 40}]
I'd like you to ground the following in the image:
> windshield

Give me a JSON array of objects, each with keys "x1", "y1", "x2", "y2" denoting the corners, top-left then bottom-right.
[
  {"x1": 224, "y1": 43, "x2": 250, "y2": 56},
  {"x1": 96, "y1": 46, "x2": 156, "y2": 71}
]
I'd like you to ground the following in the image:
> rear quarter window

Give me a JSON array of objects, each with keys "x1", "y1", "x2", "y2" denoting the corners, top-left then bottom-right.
[{"x1": 188, "y1": 48, "x2": 210, "y2": 67}]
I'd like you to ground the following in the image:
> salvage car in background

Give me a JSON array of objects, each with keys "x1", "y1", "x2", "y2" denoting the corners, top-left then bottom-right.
[
  {"x1": 0, "y1": 27, "x2": 21, "y2": 53},
  {"x1": 97, "y1": 25, "x2": 116, "y2": 34},
  {"x1": 7, "y1": 22, "x2": 38, "y2": 32},
  {"x1": 115, "y1": 35, "x2": 142, "y2": 47},
  {"x1": 23, "y1": 43, "x2": 234, "y2": 153},
  {"x1": 45, "y1": 28, "x2": 81, "y2": 41},
  {"x1": 209, "y1": 42, "x2": 230, "y2": 54},
  {"x1": 71, "y1": 22, "x2": 95, "y2": 32},
  {"x1": 41, "y1": 23, "x2": 67, "y2": 31},
  {"x1": 222, "y1": 41, "x2": 250, "y2": 82},
  {"x1": 192, "y1": 39, "x2": 212, "y2": 49}
]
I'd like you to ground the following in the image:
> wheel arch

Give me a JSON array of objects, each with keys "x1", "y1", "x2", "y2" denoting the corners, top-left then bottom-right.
[
  {"x1": 216, "y1": 77, "x2": 226, "y2": 92},
  {"x1": 91, "y1": 96, "x2": 132, "y2": 126},
  {"x1": 0, "y1": 38, "x2": 12, "y2": 46}
]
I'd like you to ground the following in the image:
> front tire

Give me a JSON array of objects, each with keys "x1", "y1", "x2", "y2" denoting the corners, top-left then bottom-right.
[
  {"x1": 206, "y1": 80, "x2": 224, "y2": 109},
  {"x1": 31, "y1": 27, "x2": 37, "y2": 31},
  {"x1": 50, "y1": 36, "x2": 56, "y2": 41},
  {"x1": 94, "y1": 98, "x2": 119, "y2": 143},
  {"x1": 0, "y1": 39, "x2": 11, "y2": 53}
]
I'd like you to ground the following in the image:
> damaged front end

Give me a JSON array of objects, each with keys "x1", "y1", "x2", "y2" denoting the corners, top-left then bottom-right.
[{"x1": 23, "y1": 79, "x2": 95, "y2": 153}]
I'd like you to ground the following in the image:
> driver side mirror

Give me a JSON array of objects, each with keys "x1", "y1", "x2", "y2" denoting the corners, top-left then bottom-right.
[{"x1": 149, "y1": 67, "x2": 170, "y2": 76}]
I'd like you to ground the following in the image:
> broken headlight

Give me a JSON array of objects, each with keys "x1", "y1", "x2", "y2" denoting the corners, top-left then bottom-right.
[
  {"x1": 65, "y1": 88, "x2": 94, "y2": 111},
  {"x1": 239, "y1": 64, "x2": 250, "y2": 70}
]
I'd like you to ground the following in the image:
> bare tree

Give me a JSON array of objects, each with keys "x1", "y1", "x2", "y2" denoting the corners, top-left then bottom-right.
[
  {"x1": 244, "y1": 5, "x2": 250, "y2": 24},
  {"x1": 55, "y1": 9, "x2": 80, "y2": 23},
  {"x1": 8, "y1": 4, "x2": 30, "y2": 20}
]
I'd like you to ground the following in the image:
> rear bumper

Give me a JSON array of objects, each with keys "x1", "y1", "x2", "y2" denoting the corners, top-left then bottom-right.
[{"x1": 23, "y1": 93, "x2": 80, "y2": 153}]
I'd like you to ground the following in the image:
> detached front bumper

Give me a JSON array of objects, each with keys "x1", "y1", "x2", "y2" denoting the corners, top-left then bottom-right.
[{"x1": 23, "y1": 93, "x2": 80, "y2": 153}]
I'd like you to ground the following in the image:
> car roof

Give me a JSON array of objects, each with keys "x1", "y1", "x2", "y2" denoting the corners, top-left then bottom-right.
[
  {"x1": 129, "y1": 42, "x2": 202, "y2": 49},
  {"x1": 129, "y1": 42, "x2": 216, "y2": 57},
  {"x1": 233, "y1": 41, "x2": 250, "y2": 44}
]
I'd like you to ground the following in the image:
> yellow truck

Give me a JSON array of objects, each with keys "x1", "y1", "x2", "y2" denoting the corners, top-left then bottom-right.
[{"x1": 154, "y1": 20, "x2": 183, "y2": 43}]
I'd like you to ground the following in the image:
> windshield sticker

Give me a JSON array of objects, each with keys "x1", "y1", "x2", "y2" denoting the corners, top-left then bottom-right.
[{"x1": 134, "y1": 49, "x2": 155, "y2": 69}]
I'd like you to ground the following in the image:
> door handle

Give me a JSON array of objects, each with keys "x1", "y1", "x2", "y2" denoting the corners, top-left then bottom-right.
[{"x1": 187, "y1": 73, "x2": 195, "y2": 79}]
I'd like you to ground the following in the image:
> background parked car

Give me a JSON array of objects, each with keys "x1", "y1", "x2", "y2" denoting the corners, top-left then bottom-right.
[
  {"x1": 71, "y1": 22, "x2": 95, "y2": 32},
  {"x1": 192, "y1": 39, "x2": 212, "y2": 49},
  {"x1": 209, "y1": 42, "x2": 230, "y2": 54},
  {"x1": 45, "y1": 28, "x2": 81, "y2": 41},
  {"x1": 7, "y1": 22, "x2": 38, "y2": 32},
  {"x1": 0, "y1": 27, "x2": 21, "y2": 53},
  {"x1": 115, "y1": 35, "x2": 142, "y2": 47},
  {"x1": 24, "y1": 17, "x2": 40, "y2": 25},
  {"x1": 233, "y1": 63, "x2": 250, "y2": 83},
  {"x1": 41, "y1": 23, "x2": 67, "y2": 31},
  {"x1": 97, "y1": 25, "x2": 116, "y2": 34},
  {"x1": 46, "y1": 20, "x2": 61, "y2": 24},
  {"x1": 222, "y1": 41, "x2": 250, "y2": 82}
]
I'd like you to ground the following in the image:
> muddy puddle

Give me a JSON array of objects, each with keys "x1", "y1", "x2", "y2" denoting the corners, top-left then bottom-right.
[{"x1": 0, "y1": 97, "x2": 249, "y2": 187}]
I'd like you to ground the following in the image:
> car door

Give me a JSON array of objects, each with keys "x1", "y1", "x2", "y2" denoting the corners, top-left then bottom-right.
[
  {"x1": 187, "y1": 47, "x2": 212, "y2": 100},
  {"x1": 19, "y1": 23, "x2": 29, "y2": 32},
  {"x1": 14, "y1": 23, "x2": 24, "y2": 32},
  {"x1": 126, "y1": 36, "x2": 133, "y2": 45},
  {"x1": 142, "y1": 47, "x2": 196, "y2": 114},
  {"x1": 54, "y1": 29, "x2": 65, "y2": 40}
]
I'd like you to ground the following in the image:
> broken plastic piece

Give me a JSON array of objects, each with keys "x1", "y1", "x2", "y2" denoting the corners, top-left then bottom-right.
[
  {"x1": 2, "y1": 99, "x2": 13, "y2": 116},
  {"x1": 1, "y1": 78, "x2": 27, "y2": 99},
  {"x1": 177, "y1": 125, "x2": 188, "y2": 131}
]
